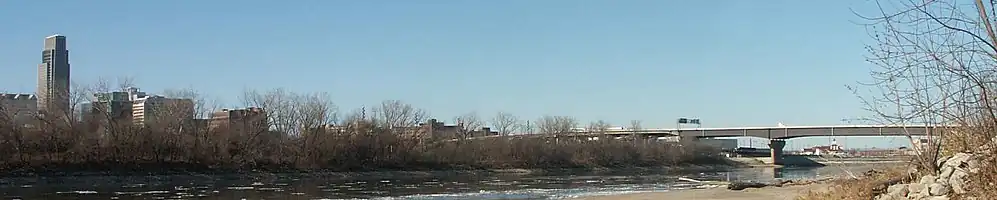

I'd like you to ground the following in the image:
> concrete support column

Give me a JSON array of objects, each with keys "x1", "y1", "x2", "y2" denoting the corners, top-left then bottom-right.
[{"x1": 768, "y1": 139, "x2": 786, "y2": 165}]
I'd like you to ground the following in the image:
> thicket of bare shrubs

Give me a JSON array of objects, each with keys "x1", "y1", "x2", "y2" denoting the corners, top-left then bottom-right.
[
  {"x1": 800, "y1": 0, "x2": 997, "y2": 199},
  {"x1": 0, "y1": 80, "x2": 724, "y2": 174}
]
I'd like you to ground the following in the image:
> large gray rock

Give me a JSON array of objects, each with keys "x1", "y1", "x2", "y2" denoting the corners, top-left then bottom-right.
[
  {"x1": 937, "y1": 155, "x2": 951, "y2": 168},
  {"x1": 887, "y1": 183, "x2": 908, "y2": 194},
  {"x1": 929, "y1": 182, "x2": 952, "y2": 196},
  {"x1": 949, "y1": 169, "x2": 970, "y2": 194},
  {"x1": 968, "y1": 159, "x2": 981, "y2": 173},
  {"x1": 877, "y1": 184, "x2": 909, "y2": 200},
  {"x1": 937, "y1": 166, "x2": 955, "y2": 181},
  {"x1": 873, "y1": 147, "x2": 981, "y2": 200},
  {"x1": 908, "y1": 183, "x2": 924, "y2": 194},
  {"x1": 919, "y1": 184, "x2": 932, "y2": 197},
  {"x1": 920, "y1": 175, "x2": 936, "y2": 185},
  {"x1": 944, "y1": 153, "x2": 972, "y2": 168}
]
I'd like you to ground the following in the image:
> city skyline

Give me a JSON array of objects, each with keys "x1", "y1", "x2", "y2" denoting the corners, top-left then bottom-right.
[
  {"x1": 0, "y1": 1, "x2": 881, "y2": 129},
  {"x1": 1, "y1": 33, "x2": 885, "y2": 129},
  {"x1": 0, "y1": 1, "x2": 916, "y2": 148}
]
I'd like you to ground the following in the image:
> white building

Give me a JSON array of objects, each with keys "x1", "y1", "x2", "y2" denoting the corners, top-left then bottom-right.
[
  {"x1": 800, "y1": 139, "x2": 848, "y2": 157},
  {"x1": 124, "y1": 87, "x2": 147, "y2": 101},
  {"x1": 132, "y1": 95, "x2": 193, "y2": 125}
]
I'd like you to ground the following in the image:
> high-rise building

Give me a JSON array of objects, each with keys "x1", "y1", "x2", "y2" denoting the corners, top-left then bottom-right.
[{"x1": 37, "y1": 34, "x2": 71, "y2": 113}]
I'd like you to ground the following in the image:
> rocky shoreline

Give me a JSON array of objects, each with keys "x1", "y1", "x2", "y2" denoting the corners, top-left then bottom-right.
[{"x1": 876, "y1": 152, "x2": 980, "y2": 200}]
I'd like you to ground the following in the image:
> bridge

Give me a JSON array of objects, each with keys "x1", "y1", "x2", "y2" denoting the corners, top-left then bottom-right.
[
  {"x1": 465, "y1": 124, "x2": 944, "y2": 165},
  {"x1": 590, "y1": 124, "x2": 940, "y2": 139},
  {"x1": 569, "y1": 124, "x2": 944, "y2": 165}
]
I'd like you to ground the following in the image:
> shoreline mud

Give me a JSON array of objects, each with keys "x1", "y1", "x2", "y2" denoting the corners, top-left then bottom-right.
[{"x1": 575, "y1": 183, "x2": 829, "y2": 200}]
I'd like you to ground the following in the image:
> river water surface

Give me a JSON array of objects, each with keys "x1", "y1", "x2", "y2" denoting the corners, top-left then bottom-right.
[{"x1": 0, "y1": 164, "x2": 889, "y2": 200}]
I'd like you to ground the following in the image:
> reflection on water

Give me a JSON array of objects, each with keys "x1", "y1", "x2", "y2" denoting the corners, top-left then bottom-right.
[{"x1": 0, "y1": 164, "x2": 893, "y2": 200}]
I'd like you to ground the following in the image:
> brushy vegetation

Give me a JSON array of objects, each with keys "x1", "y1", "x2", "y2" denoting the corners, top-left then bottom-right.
[
  {"x1": 796, "y1": 167, "x2": 912, "y2": 200},
  {"x1": 0, "y1": 128, "x2": 724, "y2": 173},
  {"x1": 843, "y1": 0, "x2": 997, "y2": 198},
  {"x1": 0, "y1": 84, "x2": 726, "y2": 175}
]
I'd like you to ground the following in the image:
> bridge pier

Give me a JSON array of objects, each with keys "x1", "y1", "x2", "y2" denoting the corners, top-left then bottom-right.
[{"x1": 768, "y1": 139, "x2": 786, "y2": 165}]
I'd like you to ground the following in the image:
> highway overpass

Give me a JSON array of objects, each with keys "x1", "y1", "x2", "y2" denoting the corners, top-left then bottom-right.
[{"x1": 588, "y1": 124, "x2": 942, "y2": 139}]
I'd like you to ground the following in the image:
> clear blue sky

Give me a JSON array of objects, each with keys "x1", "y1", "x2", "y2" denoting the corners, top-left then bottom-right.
[{"x1": 0, "y1": 1, "x2": 913, "y2": 148}]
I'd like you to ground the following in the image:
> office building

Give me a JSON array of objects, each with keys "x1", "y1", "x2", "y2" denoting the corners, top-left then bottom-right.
[
  {"x1": 209, "y1": 107, "x2": 268, "y2": 134},
  {"x1": 37, "y1": 34, "x2": 71, "y2": 113},
  {"x1": 0, "y1": 93, "x2": 38, "y2": 125},
  {"x1": 89, "y1": 91, "x2": 134, "y2": 123},
  {"x1": 124, "y1": 87, "x2": 147, "y2": 100},
  {"x1": 132, "y1": 95, "x2": 194, "y2": 126}
]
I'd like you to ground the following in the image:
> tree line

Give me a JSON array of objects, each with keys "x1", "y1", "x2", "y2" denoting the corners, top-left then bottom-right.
[{"x1": 0, "y1": 78, "x2": 725, "y2": 173}]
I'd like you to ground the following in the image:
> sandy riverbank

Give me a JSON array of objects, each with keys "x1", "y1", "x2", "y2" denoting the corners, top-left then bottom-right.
[{"x1": 576, "y1": 183, "x2": 828, "y2": 200}]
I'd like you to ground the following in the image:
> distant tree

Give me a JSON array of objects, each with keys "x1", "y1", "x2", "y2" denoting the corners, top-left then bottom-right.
[
  {"x1": 455, "y1": 112, "x2": 483, "y2": 139},
  {"x1": 491, "y1": 111, "x2": 520, "y2": 136},
  {"x1": 371, "y1": 100, "x2": 428, "y2": 131},
  {"x1": 587, "y1": 120, "x2": 612, "y2": 135},
  {"x1": 523, "y1": 120, "x2": 536, "y2": 135},
  {"x1": 536, "y1": 115, "x2": 577, "y2": 135},
  {"x1": 629, "y1": 120, "x2": 643, "y2": 142}
]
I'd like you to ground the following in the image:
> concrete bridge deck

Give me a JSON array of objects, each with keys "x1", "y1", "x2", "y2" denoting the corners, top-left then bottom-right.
[
  {"x1": 480, "y1": 124, "x2": 943, "y2": 166},
  {"x1": 589, "y1": 124, "x2": 942, "y2": 139}
]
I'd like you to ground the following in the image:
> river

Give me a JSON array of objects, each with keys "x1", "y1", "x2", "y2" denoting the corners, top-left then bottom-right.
[{"x1": 0, "y1": 164, "x2": 890, "y2": 200}]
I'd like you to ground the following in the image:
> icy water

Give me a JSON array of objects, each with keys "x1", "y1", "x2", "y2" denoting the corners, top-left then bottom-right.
[{"x1": 0, "y1": 164, "x2": 888, "y2": 200}]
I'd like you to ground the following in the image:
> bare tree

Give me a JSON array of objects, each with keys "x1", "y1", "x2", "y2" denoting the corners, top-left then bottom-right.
[
  {"x1": 340, "y1": 107, "x2": 376, "y2": 135},
  {"x1": 455, "y1": 112, "x2": 483, "y2": 139},
  {"x1": 37, "y1": 80, "x2": 94, "y2": 132},
  {"x1": 491, "y1": 111, "x2": 520, "y2": 136},
  {"x1": 296, "y1": 92, "x2": 338, "y2": 131},
  {"x1": 242, "y1": 88, "x2": 297, "y2": 136},
  {"x1": 857, "y1": 0, "x2": 997, "y2": 174},
  {"x1": 587, "y1": 120, "x2": 612, "y2": 135},
  {"x1": 240, "y1": 88, "x2": 304, "y2": 164},
  {"x1": 536, "y1": 115, "x2": 578, "y2": 135},
  {"x1": 162, "y1": 87, "x2": 222, "y2": 120},
  {"x1": 629, "y1": 120, "x2": 643, "y2": 142},
  {"x1": 371, "y1": 100, "x2": 428, "y2": 131},
  {"x1": 76, "y1": 77, "x2": 136, "y2": 129},
  {"x1": 523, "y1": 120, "x2": 536, "y2": 135},
  {"x1": 294, "y1": 92, "x2": 338, "y2": 165},
  {"x1": 0, "y1": 96, "x2": 29, "y2": 163},
  {"x1": 159, "y1": 87, "x2": 223, "y2": 161}
]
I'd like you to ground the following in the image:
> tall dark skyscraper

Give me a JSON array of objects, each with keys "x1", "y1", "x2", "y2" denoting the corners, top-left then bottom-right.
[{"x1": 37, "y1": 34, "x2": 71, "y2": 113}]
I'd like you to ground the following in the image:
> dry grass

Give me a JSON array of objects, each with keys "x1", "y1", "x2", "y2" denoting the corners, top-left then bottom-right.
[
  {"x1": 853, "y1": 0, "x2": 997, "y2": 198},
  {"x1": 795, "y1": 167, "x2": 912, "y2": 200},
  {"x1": 944, "y1": 126, "x2": 997, "y2": 198}
]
